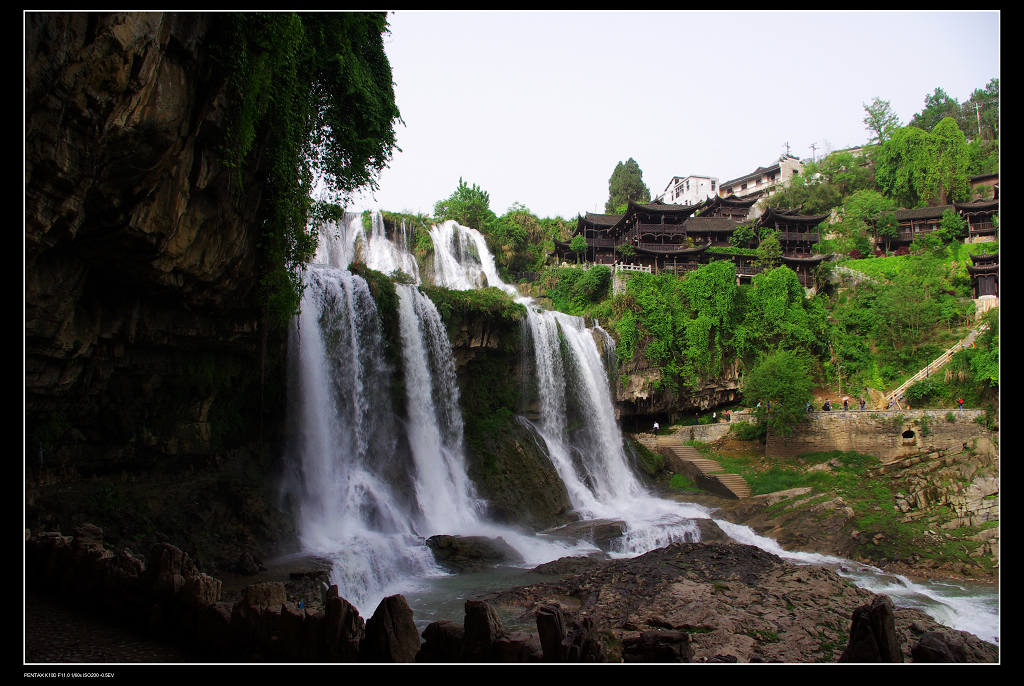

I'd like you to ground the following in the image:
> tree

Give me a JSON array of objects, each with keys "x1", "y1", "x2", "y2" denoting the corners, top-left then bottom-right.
[
  {"x1": 220, "y1": 12, "x2": 401, "y2": 325},
  {"x1": 835, "y1": 190, "x2": 895, "y2": 254},
  {"x1": 729, "y1": 224, "x2": 756, "y2": 249},
  {"x1": 875, "y1": 212, "x2": 899, "y2": 253},
  {"x1": 863, "y1": 97, "x2": 901, "y2": 144},
  {"x1": 742, "y1": 349, "x2": 814, "y2": 438},
  {"x1": 569, "y1": 234, "x2": 588, "y2": 263},
  {"x1": 910, "y1": 87, "x2": 961, "y2": 133},
  {"x1": 755, "y1": 230, "x2": 782, "y2": 270},
  {"x1": 930, "y1": 117, "x2": 971, "y2": 204},
  {"x1": 875, "y1": 119, "x2": 970, "y2": 207},
  {"x1": 964, "y1": 78, "x2": 999, "y2": 141},
  {"x1": 434, "y1": 178, "x2": 496, "y2": 231},
  {"x1": 606, "y1": 158, "x2": 650, "y2": 213}
]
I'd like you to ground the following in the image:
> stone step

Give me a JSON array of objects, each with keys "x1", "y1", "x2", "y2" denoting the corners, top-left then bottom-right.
[{"x1": 654, "y1": 435, "x2": 752, "y2": 499}]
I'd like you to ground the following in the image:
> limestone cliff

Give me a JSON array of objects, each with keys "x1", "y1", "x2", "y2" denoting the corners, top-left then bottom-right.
[{"x1": 25, "y1": 13, "x2": 291, "y2": 568}]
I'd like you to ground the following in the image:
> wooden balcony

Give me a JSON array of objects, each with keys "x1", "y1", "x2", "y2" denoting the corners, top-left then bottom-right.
[
  {"x1": 778, "y1": 231, "x2": 819, "y2": 243},
  {"x1": 635, "y1": 222, "x2": 688, "y2": 235}
]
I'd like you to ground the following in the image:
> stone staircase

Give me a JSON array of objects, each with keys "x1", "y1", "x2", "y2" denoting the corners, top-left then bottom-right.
[
  {"x1": 654, "y1": 435, "x2": 752, "y2": 500},
  {"x1": 885, "y1": 323, "x2": 989, "y2": 408}
]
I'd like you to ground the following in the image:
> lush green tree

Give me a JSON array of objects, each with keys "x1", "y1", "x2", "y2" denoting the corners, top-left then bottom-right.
[
  {"x1": 875, "y1": 212, "x2": 899, "y2": 253},
  {"x1": 742, "y1": 349, "x2": 815, "y2": 438},
  {"x1": 730, "y1": 224, "x2": 757, "y2": 249},
  {"x1": 606, "y1": 158, "x2": 651, "y2": 213},
  {"x1": 964, "y1": 78, "x2": 999, "y2": 141},
  {"x1": 931, "y1": 118, "x2": 971, "y2": 203},
  {"x1": 755, "y1": 231, "x2": 782, "y2": 270},
  {"x1": 833, "y1": 190, "x2": 896, "y2": 254},
  {"x1": 680, "y1": 260, "x2": 740, "y2": 382},
  {"x1": 910, "y1": 86, "x2": 961, "y2": 133},
  {"x1": 863, "y1": 97, "x2": 902, "y2": 144},
  {"x1": 738, "y1": 266, "x2": 830, "y2": 363},
  {"x1": 569, "y1": 234, "x2": 588, "y2": 263},
  {"x1": 875, "y1": 119, "x2": 970, "y2": 206},
  {"x1": 970, "y1": 307, "x2": 999, "y2": 387},
  {"x1": 220, "y1": 12, "x2": 401, "y2": 325},
  {"x1": 434, "y1": 178, "x2": 496, "y2": 232}
]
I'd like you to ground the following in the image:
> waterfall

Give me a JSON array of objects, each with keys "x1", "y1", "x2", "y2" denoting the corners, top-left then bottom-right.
[
  {"x1": 395, "y1": 283, "x2": 484, "y2": 532},
  {"x1": 283, "y1": 266, "x2": 440, "y2": 614},
  {"x1": 287, "y1": 211, "x2": 996, "y2": 645},
  {"x1": 427, "y1": 221, "x2": 706, "y2": 553}
]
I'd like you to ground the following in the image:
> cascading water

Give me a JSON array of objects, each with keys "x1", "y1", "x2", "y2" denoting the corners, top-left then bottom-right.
[
  {"x1": 286, "y1": 212, "x2": 589, "y2": 616},
  {"x1": 283, "y1": 265, "x2": 441, "y2": 614},
  {"x1": 421, "y1": 218, "x2": 998, "y2": 645},
  {"x1": 288, "y1": 210, "x2": 996, "y2": 645}
]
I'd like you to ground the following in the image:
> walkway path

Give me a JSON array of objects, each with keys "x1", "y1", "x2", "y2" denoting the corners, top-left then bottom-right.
[
  {"x1": 653, "y1": 434, "x2": 751, "y2": 499},
  {"x1": 885, "y1": 323, "x2": 989, "y2": 408}
]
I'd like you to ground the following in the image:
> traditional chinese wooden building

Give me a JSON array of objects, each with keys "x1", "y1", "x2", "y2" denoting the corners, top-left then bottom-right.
[
  {"x1": 954, "y1": 199, "x2": 999, "y2": 243},
  {"x1": 892, "y1": 205, "x2": 954, "y2": 246},
  {"x1": 694, "y1": 195, "x2": 759, "y2": 221},
  {"x1": 555, "y1": 212, "x2": 622, "y2": 265},
  {"x1": 755, "y1": 207, "x2": 828, "y2": 256},
  {"x1": 967, "y1": 252, "x2": 998, "y2": 299},
  {"x1": 557, "y1": 199, "x2": 828, "y2": 287},
  {"x1": 556, "y1": 200, "x2": 703, "y2": 268}
]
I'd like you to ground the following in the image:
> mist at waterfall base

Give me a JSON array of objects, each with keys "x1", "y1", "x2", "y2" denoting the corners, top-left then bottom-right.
[{"x1": 280, "y1": 212, "x2": 998, "y2": 646}]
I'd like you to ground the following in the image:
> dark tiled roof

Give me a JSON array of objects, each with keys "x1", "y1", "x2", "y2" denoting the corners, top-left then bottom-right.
[
  {"x1": 722, "y1": 164, "x2": 780, "y2": 188},
  {"x1": 684, "y1": 216, "x2": 741, "y2": 232},
  {"x1": 954, "y1": 200, "x2": 999, "y2": 213},
  {"x1": 582, "y1": 212, "x2": 622, "y2": 227},
  {"x1": 895, "y1": 205, "x2": 953, "y2": 220}
]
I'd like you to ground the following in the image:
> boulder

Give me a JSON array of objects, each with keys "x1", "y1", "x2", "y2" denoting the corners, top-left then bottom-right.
[
  {"x1": 417, "y1": 620, "x2": 465, "y2": 663},
  {"x1": 535, "y1": 603, "x2": 567, "y2": 662},
  {"x1": 360, "y1": 594, "x2": 420, "y2": 663},
  {"x1": 839, "y1": 595, "x2": 902, "y2": 662},
  {"x1": 322, "y1": 586, "x2": 364, "y2": 662},
  {"x1": 538, "y1": 518, "x2": 627, "y2": 550},
  {"x1": 426, "y1": 534, "x2": 522, "y2": 572},
  {"x1": 622, "y1": 630, "x2": 694, "y2": 662},
  {"x1": 461, "y1": 599, "x2": 506, "y2": 661}
]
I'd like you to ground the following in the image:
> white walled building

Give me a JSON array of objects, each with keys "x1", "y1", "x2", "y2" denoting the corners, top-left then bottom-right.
[
  {"x1": 718, "y1": 155, "x2": 803, "y2": 201},
  {"x1": 659, "y1": 175, "x2": 719, "y2": 206}
]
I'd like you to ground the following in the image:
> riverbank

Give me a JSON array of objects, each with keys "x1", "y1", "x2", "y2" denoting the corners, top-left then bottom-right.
[{"x1": 649, "y1": 427, "x2": 998, "y2": 585}]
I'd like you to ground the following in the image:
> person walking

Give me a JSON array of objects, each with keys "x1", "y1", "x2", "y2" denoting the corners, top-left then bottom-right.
[
  {"x1": 843, "y1": 398, "x2": 849, "y2": 411},
  {"x1": 859, "y1": 398, "x2": 866, "y2": 411},
  {"x1": 653, "y1": 421, "x2": 660, "y2": 433},
  {"x1": 958, "y1": 397, "x2": 964, "y2": 410}
]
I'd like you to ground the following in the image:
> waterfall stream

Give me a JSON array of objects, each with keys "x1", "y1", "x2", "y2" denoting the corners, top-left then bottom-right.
[{"x1": 285, "y1": 211, "x2": 997, "y2": 645}]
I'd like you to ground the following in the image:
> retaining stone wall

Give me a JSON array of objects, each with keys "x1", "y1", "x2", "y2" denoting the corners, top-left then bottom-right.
[{"x1": 765, "y1": 409, "x2": 993, "y2": 461}]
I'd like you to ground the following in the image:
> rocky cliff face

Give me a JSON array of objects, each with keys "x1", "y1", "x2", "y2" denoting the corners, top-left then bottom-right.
[
  {"x1": 25, "y1": 13, "x2": 291, "y2": 568},
  {"x1": 615, "y1": 358, "x2": 742, "y2": 419}
]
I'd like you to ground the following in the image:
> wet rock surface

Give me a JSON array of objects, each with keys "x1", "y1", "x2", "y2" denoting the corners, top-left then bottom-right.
[{"x1": 482, "y1": 541, "x2": 998, "y2": 663}]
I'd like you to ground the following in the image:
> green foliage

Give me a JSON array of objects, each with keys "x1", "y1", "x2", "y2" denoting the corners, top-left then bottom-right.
[
  {"x1": 875, "y1": 119, "x2": 970, "y2": 207},
  {"x1": 541, "y1": 266, "x2": 612, "y2": 316},
  {"x1": 218, "y1": 12, "x2": 400, "y2": 327},
  {"x1": 863, "y1": 97, "x2": 901, "y2": 144},
  {"x1": 730, "y1": 420, "x2": 766, "y2": 442},
  {"x1": 605, "y1": 157, "x2": 651, "y2": 213},
  {"x1": 569, "y1": 235, "x2": 588, "y2": 261},
  {"x1": 742, "y1": 349, "x2": 815, "y2": 438},
  {"x1": 738, "y1": 266, "x2": 830, "y2": 363},
  {"x1": 729, "y1": 223, "x2": 756, "y2": 249},
  {"x1": 434, "y1": 177, "x2": 496, "y2": 232},
  {"x1": 755, "y1": 231, "x2": 782, "y2": 270},
  {"x1": 910, "y1": 86, "x2": 961, "y2": 133}
]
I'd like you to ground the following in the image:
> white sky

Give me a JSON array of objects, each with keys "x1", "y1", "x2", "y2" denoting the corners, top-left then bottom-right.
[{"x1": 351, "y1": 9, "x2": 1000, "y2": 220}]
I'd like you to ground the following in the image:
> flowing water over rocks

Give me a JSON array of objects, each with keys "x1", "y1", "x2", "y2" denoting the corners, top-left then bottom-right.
[{"x1": 283, "y1": 211, "x2": 998, "y2": 652}]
